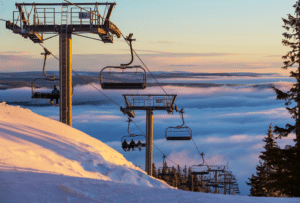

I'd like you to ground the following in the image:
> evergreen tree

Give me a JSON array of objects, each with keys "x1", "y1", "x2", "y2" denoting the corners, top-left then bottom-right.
[
  {"x1": 247, "y1": 124, "x2": 279, "y2": 196},
  {"x1": 170, "y1": 166, "x2": 178, "y2": 188},
  {"x1": 187, "y1": 166, "x2": 194, "y2": 191},
  {"x1": 176, "y1": 165, "x2": 183, "y2": 186},
  {"x1": 152, "y1": 162, "x2": 158, "y2": 178},
  {"x1": 161, "y1": 161, "x2": 170, "y2": 184},
  {"x1": 272, "y1": 1, "x2": 300, "y2": 196},
  {"x1": 183, "y1": 165, "x2": 188, "y2": 179},
  {"x1": 157, "y1": 168, "x2": 162, "y2": 179}
]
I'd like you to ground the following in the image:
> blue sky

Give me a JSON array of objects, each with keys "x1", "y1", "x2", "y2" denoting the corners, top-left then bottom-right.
[{"x1": 0, "y1": 0, "x2": 298, "y2": 74}]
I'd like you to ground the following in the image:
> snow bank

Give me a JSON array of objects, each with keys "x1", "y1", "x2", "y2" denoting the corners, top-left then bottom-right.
[{"x1": 0, "y1": 102, "x2": 169, "y2": 188}]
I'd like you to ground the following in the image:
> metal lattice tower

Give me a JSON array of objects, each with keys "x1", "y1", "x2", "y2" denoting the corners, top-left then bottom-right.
[
  {"x1": 5, "y1": 2, "x2": 121, "y2": 126},
  {"x1": 121, "y1": 94, "x2": 177, "y2": 175}
]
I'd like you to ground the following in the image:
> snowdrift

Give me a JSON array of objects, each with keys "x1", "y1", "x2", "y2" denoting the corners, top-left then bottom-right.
[
  {"x1": 1, "y1": 102, "x2": 300, "y2": 202},
  {"x1": 0, "y1": 102, "x2": 170, "y2": 187}
]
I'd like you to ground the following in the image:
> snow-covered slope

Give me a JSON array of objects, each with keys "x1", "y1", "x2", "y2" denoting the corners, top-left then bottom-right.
[
  {"x1": 0, "y1": 102, "x2": 299, "y2": 203},
  {"x1": 0, "y1": 102, "x2": 170, "y2": 187}
]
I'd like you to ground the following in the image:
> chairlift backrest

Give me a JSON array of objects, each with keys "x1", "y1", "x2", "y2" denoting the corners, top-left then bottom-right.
[
  {"x1": 100, "y1": 66, "x2": 147, "y2": 89},
  {"x1": 31, "y1": 78, "x2": 60, "y2": 100},
  {"x1": 165, "y1": 108, "x2": 192, "y2": 141},
  {"x1": 165, "y1": 126, "x2": 192, "y2": 140}
]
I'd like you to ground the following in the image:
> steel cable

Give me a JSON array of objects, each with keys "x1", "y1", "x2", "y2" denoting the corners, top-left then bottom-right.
[{"x1": 37, "y1": 42, "x2": 178, "y2": 165}]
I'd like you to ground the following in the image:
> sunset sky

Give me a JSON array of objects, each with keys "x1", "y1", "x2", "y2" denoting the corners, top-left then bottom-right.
[{"x1": 0, "y1": 0, "x2": 297, "y2": 74}]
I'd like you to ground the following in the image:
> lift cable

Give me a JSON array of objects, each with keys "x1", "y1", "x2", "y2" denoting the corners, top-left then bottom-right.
[
  {"x1": 37, "y1": 43, "x2": 121, "y2": 107},
  {"x1": 130, "y1": 119, "x2": 178, "y2": 166},
  {"x1": 36, "y1": 43, "x2": 178, "y2": 166},
  {"x1": 121, "y1": 35, "x2": 205, "y2": 162},
  {"x1": 191, "y1": 137, "x2": 204, "y2": 163},
  {"x1": 63, "y1": 0, "x2": 170, "y2": 97},
  {"x1": 36, "y1": 0, "x2": 189, "y2": 166},
  {"x1": 121, "y1": 33, "x2": 169, "y2": 96}
]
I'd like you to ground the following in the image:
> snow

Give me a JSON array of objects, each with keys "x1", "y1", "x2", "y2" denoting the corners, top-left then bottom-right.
[{"x1": 0, "y1": 102, "x2": 299, "y2": 203}]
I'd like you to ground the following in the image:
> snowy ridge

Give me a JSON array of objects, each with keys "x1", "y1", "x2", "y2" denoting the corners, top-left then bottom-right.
[
  {"x1": 1, "y1": 102, "x2": 300, "y2": 202},
  {"x1": 0, "y1": 102, "x2": 169, "y2": 188}
]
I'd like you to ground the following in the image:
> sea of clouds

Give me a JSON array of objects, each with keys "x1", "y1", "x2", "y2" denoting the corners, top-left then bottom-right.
[{"x1": 0, "y1": 76, "x2": 297, "y2": 195}]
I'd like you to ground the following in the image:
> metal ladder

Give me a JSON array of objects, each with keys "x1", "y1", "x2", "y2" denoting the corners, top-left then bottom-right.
[{"x1": 61, "y1": 4, "x2": 69, "y2": 26}]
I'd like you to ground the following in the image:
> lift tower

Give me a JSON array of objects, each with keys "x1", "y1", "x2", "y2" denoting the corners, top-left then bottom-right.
[
  {"x1": 5, "y1": 1, "x2": 121, "y2": 126},
  {"x1": 121, "y1": 94, "x2": 177, "y2": 175}
]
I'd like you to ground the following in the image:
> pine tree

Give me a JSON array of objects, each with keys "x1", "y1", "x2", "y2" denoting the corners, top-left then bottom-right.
[
  {"x1": 272, "y1": 1, "x2": 300, "y2": 196},
  {"x1": 170, "y1": 166, "x2": 178, "y2": 188},
  {"x1": 187, "y1": 166, "x2": 194, "y2": 191},
  {"x1": 161, "y1": 161, "x2": 170, "y2": 183},
  {"x1": 152, "y1": 162, "x2": 158, "y2": 178},
  {"x1": 247, "y1": 124, "x2": 280, "y2": 196}
]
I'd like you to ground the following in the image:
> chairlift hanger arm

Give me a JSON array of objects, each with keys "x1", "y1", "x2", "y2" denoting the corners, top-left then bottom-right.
[
  {"x1": 121, "y1": 34, "x2": 136, "y2": 66},
  {"x1": 127, "y1": 118, "x2": 135, "y2": 136},
  {"x1": 41, "y1": 48, "x2": 55, "y2": 79}
]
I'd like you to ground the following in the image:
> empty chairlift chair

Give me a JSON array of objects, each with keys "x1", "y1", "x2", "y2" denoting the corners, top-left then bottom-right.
[
  {"x1": 100, "y1": 65, "x2": 146, "y2": 89},
  {"x1": 191, "y1": 165, "x2": 210, "y2": 175},
  {"x1": 100, "y1": 33, "x2": 147, "y2": 90},
  {"x1": 165, "y1": 109, "x2": 192, "y2": 140}
]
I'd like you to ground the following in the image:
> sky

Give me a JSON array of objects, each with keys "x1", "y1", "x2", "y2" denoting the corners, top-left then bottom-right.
[{"x1": 0, "y1": 0, "x2": 298, "y2": 74}]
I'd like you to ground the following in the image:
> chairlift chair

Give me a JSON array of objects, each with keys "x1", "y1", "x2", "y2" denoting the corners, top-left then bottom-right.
[
  {"x1": 31, "y1": 48, "x2": 61, "y2": 105},
  {"x1": 31, "y1": 78, "x2": 60, "y2": 101},
  {"x1": 191, "y1": 165, "x2": 210, "y2": 175},
  {"x1": 121, "y1": 118, "x2": 146, "y2": 152},
  {"x1": 100, "y1": 33, "x2": 147, "y2": 90},
  {"x1": 190, "y1": 152, "x2": 210, "y2": 175},
  {"x1": 158, "y1": 167, "x2": 175, "y2": 177},
  {"x1": 100, "y1": 65, "x2": 146, "y2": 89},
  {"x1": 165, "y1": 109, "x2": 192, "y2": 141}
]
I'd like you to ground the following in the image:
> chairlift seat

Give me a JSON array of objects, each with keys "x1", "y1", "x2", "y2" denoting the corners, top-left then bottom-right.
[
  {"x1": 100, "y1": 66, "x2": 147, "y2": 90},
  {"x1": 165, "y1": 126, "x2": 192, "y2": 141},
  {"x1": 32, "y1": 92, "x2": 60, "y2": 100},
  {"x1": 166, "y1": 136, "x2": 192, "y2": 141},
  {"x1": 101, "y1": 82, "x2": 146, "y2": 90},
  {"x1": 191, "y1": 171, "x2": 209, "y2": 175}
]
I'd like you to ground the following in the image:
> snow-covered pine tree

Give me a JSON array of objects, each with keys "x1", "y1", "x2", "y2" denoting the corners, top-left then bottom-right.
[{"x1": 272, "y1": 0, "x2": 300, "y2": 196}]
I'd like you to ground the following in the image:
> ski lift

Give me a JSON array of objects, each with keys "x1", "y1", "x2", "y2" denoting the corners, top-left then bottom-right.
[
  {"x1": 191, "y1": 152, "x2": 210, "y2": 175},
  {"x1": 158, "y1": 167, "x2": 175, "y2": 177},
  {"x1": 121, "y1": 118, "x2": 146, "y2": 152},
  {"x1": 158, "y1": 155, "x2": 175, "y2": 177},
  {"x1": 31, "y1": 48, "x2": 60, "y2": 106},
  {"x1": 165, "y1": 108, "x2": 192, "y2": 140},
  {"x1": 100, "y1": 33, "x2": 147, "y2": 89}
]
